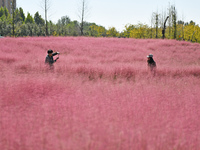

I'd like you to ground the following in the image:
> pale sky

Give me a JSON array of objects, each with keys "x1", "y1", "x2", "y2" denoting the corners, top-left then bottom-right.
[{"x1": 17, "y1": 0, "x2": 200, "y2": 32}]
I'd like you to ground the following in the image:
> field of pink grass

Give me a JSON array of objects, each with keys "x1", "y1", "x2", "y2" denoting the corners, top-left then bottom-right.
[{"x1": 0, "y1": 37, "x2": 200, "y2": 150}]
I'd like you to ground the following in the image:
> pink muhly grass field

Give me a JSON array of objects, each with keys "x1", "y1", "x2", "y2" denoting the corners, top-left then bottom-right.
[{"x1": 0, "y1": 37, "x2": 200, "y2": 150}]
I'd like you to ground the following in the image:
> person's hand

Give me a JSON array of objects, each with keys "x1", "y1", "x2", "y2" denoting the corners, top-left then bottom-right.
[{"x1": 55, "y1": 57, "x2": 59, "y2": 61}]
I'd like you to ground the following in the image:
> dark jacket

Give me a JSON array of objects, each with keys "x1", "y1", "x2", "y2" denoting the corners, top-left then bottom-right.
[
  {"x1": 147, "y1": 58, "x2": 156, "y2": 70},
  {"x1": 45, "y1": 52, "x2": 59, "y2": 66}
]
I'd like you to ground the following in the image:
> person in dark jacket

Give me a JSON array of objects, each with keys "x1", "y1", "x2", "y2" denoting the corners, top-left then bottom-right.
[
  {"x1": 45, "y1": 49, "x2": 59, "y2": 68},
  {"x1": 147, "y1": 54, "x2": 156, "y2": 72}
]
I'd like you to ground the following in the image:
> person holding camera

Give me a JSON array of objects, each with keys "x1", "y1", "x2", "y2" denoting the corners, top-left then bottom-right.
[{"x1": 45, "y1": 49, "x2": 60, "y2": 69}]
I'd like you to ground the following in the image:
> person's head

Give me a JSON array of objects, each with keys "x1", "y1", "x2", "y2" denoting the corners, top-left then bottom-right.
[{"x1": 47, "y1": 49, "x2": 53, "y2": 57}]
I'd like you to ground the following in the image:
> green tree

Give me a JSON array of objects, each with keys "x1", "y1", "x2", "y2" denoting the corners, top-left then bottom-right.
[
  {"x1": 0, "y1": 7, "x2": 10, "y2": 20},
  {"x1": 0, "y1": 7, "x2": 4, "y2": 18},
  {"x1": 4, "y1": 7, "x2": 9, "y2": 18},
  {"x1": 49, "y1": 20, "x2": 57, "y2": 36},
  {"x1": 34, "y1": 12, "x2": 45, "y2": 25},
  {"x1": 66, "y1": 20, "x2": 79, "y2": 36},
  {"x1": 25, "y1": 13, "x2": 34, "y2": 24},
  {"x1": 19, "y1": 7, "x2": 25, "y2": 22},
  {"x1": 20, "y1": 24, "x2": 29, "y2": 36},
  {"x1": 14, "y1": 8, "x2": 23, "y2": 23},
  {"x1": 0, "y1": 7, "x2": 11, "y2": 36},
  {"x1": 56, "y1": 16, "x2": 71, "y2": 36},
  {"x1": 61, "y1": 16, "x2": 71, "y2": 25}
]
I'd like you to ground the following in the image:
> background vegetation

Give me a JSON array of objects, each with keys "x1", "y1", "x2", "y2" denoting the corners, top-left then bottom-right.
[{"x1": 0, "y1": 5, "x2": 200, "y2": 43}]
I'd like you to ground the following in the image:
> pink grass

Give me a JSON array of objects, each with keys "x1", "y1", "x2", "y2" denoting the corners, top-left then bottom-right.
[{"x1": 0, "y1": 37, "x2": 200, "y2": 150}]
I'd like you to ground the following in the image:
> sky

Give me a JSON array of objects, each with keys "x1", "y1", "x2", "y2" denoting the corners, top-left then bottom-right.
[{"x1": 17, "y1": 0, "x2": 200, "y2": 32}]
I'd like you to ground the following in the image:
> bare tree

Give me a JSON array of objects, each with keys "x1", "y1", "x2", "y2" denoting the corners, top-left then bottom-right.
[
  {"x1": 162, "y1": 16, "x2": 169, "y2": 39},
  {"x1": 172, "y1": 6, "x2": 177, "y2": 39},
  {"x1": 151, "y1": 12, "x2": 160, "y2": 39},
  {"x1": 150, "y1": 13, "x2": 154, "y2": 38},
  {"x1": 155, "y1": 13, "x2": 159, "y2": 38},
  {"x1": 167, "y1": 3, "x2": 173, "y2": 39},
  {"x1": 152, "y1": 12, "x2": 160, "y2": 39},
  {"x1": 78, "y1": 0, "x2": 89, "y2": 36},
  {"x1": 161, "y1": 8, "x2": 169, "y2": 39},
  {"x1": 41, "y1": 0, "x2": 51, "y2": 36},
  {"x1": 181, "y1": 13, "x2": 185, "y2": 40}
]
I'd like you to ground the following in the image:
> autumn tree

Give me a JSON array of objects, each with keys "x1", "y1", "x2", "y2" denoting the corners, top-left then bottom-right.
[
  {"x1": 89, "y1": 24, "x2": 106, "y2": 37},
  {"x1": 124, "y1": 24, "x2": 135, "y2": 38},
  {"x1": 129, "y1": 24, "x2": 148, "y2": 39},
  {"x1": 107, "y1": 27, "x2": 118, "y2": 37}
]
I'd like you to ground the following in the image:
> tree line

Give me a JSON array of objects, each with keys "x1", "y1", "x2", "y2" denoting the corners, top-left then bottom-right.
[
  {"x1": 0, "y1": 6, "x2": 107, "y2": 37},
  {"x1": 0, "y1": 5, "x2": 199, "y2": 43},
  {"x1": 122, "y1": 4, "x2": 200, "y2": 43}
]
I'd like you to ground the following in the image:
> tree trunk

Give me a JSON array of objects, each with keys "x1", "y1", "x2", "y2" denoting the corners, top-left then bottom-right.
[
  {"x1": 155, "y1": 14, "x2": 158, "y2": 39},
  {"x1": 173, "y1": 6, "x2": 177, "y2": 39},
  {"x1": 12, "y1": 0, "x2": 15, "y2": 37},
  {"x1": 80, "y1": 0, "x2": 85, "y2": 36},
  {"x1": 162, "y1": 16, "x2": 169, "y2": 39},
  {"x1": 45, "y1": 0, "x2": 48, "y2": 36}
]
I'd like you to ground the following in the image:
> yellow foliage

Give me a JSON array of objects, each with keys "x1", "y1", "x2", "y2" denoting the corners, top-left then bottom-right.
[
  {"x1": 123, "y1": 23, "x2": 200, "y2": 43},
  {"x1": 89, "y1": 25, "x2": 106, "y2": 37},
  {"x1": 106, "y1": 27, "x2": 119, "y2": 37},
  {"x1": 52, "y1": 31, "x2": 58, "y2": 36}
]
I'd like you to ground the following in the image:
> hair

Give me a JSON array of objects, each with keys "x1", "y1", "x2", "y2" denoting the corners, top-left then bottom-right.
[{"x1": 47, "y1": 49, "x2": 53, "y2": 54}]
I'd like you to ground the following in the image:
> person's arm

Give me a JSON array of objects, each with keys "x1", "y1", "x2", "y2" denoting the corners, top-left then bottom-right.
[
  {"x1": 53, "y1": 52, "x2": 60, "y2": 62},
  {"x1": 52, "y1": 52, "x2": 59, "y2": 56},
  {"x1": 54, "y1": 57, "x2": 59, "y2": 62}
]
